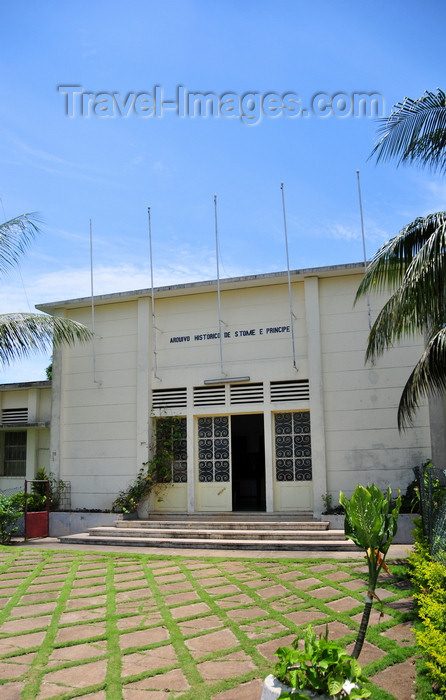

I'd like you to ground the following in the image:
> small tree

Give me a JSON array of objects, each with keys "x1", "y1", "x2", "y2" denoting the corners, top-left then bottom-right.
[{"x1": 339, "y1": 485, "x2": 401, "y2": 659}]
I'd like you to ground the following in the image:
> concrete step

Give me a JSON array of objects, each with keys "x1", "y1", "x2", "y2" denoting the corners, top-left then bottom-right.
[
  {"x1": 117, "y1": 519, "x2": 330, "y2": 531},
  {"x1": 87, "y1": 526, "x2": 343, "y2": 541},
  {"x1": 59, "y1": 532, "x2": 358, "y2": 551}
]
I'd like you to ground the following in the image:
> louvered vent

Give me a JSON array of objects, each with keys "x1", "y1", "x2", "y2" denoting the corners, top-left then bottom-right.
[
  {"x1": 2, "y1": 408, "x2": 28, "y2": 424},
  {"x1": 230, "y1": 383, "x2": 263, "y2": 404},
  {"x1": 270, "y1": 380, "x2": 310, "y2": 402},
  {"x1": 194, "y1": 385, "x2": 226, "y2": 407},
  {"x1": 152, "y1": 388, "x2": 187, "y2": 409}
]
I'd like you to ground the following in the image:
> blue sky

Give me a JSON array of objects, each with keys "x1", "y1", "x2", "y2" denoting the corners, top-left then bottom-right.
[{"x1": 1, "y1": 0, "x2": 445, "y2": 382}]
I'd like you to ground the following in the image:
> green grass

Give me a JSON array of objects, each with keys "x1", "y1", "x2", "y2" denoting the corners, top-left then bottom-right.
[{"x1": 0, "y1": 548, "x2": 416, "y2": 699}]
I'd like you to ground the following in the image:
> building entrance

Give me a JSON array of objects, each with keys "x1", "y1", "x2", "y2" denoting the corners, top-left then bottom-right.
[{"x1": 231, "y1": 414, "x2": 266, "y2": 511}]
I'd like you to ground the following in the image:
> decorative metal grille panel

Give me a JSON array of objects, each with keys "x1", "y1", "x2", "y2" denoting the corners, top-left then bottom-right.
[
  {"x1": 230, "y1": 383, "x2": 264, "y2": 404},
  {"x1": 275, "y1": 411, "x2": 312, "y2": 482},
  {"x1": 194, "y1": 386, "x2": 226, "y2": 406},
  {"x1": 155, "y1": 417, "x2": 188, "y2": 483},
  {"x1": 152, "y1": 388, "x2": 187, "y2": 409},
  {"x1": 198, "y1": 416, "x2": 230, "y2": 482},
  {"x1": 270, "y1": 380, "x2": 310, "y2": 402},
  {"x1": 2, "y1": 408, "x2": 28, "y2": 424}
]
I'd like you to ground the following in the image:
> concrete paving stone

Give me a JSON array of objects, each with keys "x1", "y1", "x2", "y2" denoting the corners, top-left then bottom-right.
[
  {"x1": 115, "y1": 589, "x2": 153, "y2": 603},
  {"x1": 323, "y1": 570, "x2": 355, "y2": 582},
  {"x1": 257, "y1": 584, "x2": 289, "y2": 599},
  {"x1": 38, "y1": 567, "x2": 70, "y2": 576},
  {"x1": 380, "y1": 620, "x2": 415, "y2": 646},
  {"x1": 25, "y1": 582, "x2": 63, "y2": 593},
  {"x1": 269, "y1": 594, "x2": 303, "y2": 612},
  {"x1": 117, "y1": 615, "x2": 151, "y2": 630},
  {"x1": 311, "y1": 620, "x2": 353, "y2": 640},
  {"x1": 114, "y1": 572, "x2": 146, "y2": 583},
  {"x1": 123, "y1": 667, "x2": 190, "y2": 692},
  {"x1": 186, "y1": 628, "x2": 239, "y2": 657},
  {"x1": 218, "y1": 563, "x2": 249, "y2": 573},
  {"x1": 0, "y1": 659, "x2": 31, "y2": 679},
  {"x1": 306, "y1": 585, "x2": 341, "y2": 600},
  {"x1": 180, "y1": 560, "x2": 209, "y2": 569},
  {"x1": 38, "y1": 658, "x2": 107, "y2": 694},
  {"x1": 226, "y1": 606, "x2": 268, "y2": 621},
  {"x1": 55, "y1": 622, "x2": 106, "y2": 642},
  {"x1": 121, "y1": 644, "x2": 178, "y2": 676},
  {"x1": 234, "y1": 572, "x2": 262, "y2": 581},
  {"x1": 76, "y1": 692, "x2": 106, "y2": 699},
  {"x1": 374, "y1": 587, "x2": 397, "y2": 600},
  {"x1": 18, "y1": 591, "x2": 58, "y2": 603},
  {"x1": 65, "y1": 595, "x2": 107, "y2": 609},
  {"x1": 284, "y1": 608, "x2": 328, "y2": 626},
  {"x1": 116, "y1": 604, "x2": 161, "y2": 620},
  {"x1": 70, "y1": 585, "x2": 107, "y2": 597},
  {"x1": 370, "y1": 658, "x2": 416, "y2": 700},
  {"x1": 345, "y1": 640, "x2": 386, "y2": 666},
  {"x1": 351, "y1": 609, "x2": 393, "y2": 625},
  {"x1": 197, "y1": 649, "x2": 256, "y2": 682},
  {"x1": 177, "y1": 615, "x2": 224, "y2": 635},
  {"x1": 307, "y1": 563, "x2": 337, "y2": 573},
  {"x1": 240, "y1": 619, "x2": 288, "y2": 639},
  {"x1": 0, "y1": 577, "x2": 28, "y2": 587},
  {"x1": 386, "y1": 597, "x2": 414, "y2": 613},
  {"x1": 325, "y1": 595, "x2": 361, "y2": 613},
  {"x1": 58, "y1": 608, "x2": 106, "y2": 624},
  {"x1": 157, "y1": 581, "x2": 193, "y2": 594},
  {"x1": 341, "y1": 579, "x2": 366, "y2": 591},
  {"x1": 218, "y1": 594, "x2": 254, "y2": 608},
  {"x1": 191, "y1": 567, "x2": 222, "y2": 579},
  {"x1": 153, "y1": 574, "x2": 185, "y2": 585},
  {"x1": 0, "y1": 680, "x2": 25, "y2": 699},
  {"x1": 244, "y1": 578, "x2": 274, "y2": 590},
  {"x1": 119, "y1": 626, "x2": 169, "y2": 650},
  {"x1": 122, "y1": 689, "x2": 175, "y2": 699},
  {"x1": 9, "y1": 601, "x2": 58, "y2": 618},
  {"x1": 257, "y1": 633, "x2": 297, "y2": 662},
  {"x1": 208, "y1": 584, "x2": 241, "y2": 596},
  {"x1": 0, "y1": 614, "x2": 53, "y2": 633},
  {"x1": 276, "y1": 570, "x2": 305, "y2": 581},
  {"x1": 170, "y1": 602, "x2": 211, "y2": 619},
  {"x1": 151, "y1": 566, "x2": 182, "y2": 576},
  {"x1": 291, "y1": 577, "x2": 322, "y2": 589},
  {"x1": 0, "y1": 630, "x2": 46, "y2": 654},
  {"x1": 212, "y1": 678, "x2": 264, "y2": 699},
  {"x1": 47, "y1": 640, "x2": 107, "y2": 666},
  {"x1": 164, "y1": 590, "x2": 199, "y2": 606},
  {"x1": 195, "y1": 576, "x2": 228, "y2": 587},
  {"x1": 0, "y1": 586, "x2": 22, "y2": 596}
]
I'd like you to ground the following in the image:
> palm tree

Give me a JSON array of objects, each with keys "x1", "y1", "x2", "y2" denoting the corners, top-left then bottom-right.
[
  {"x1": 370, "y1": 87, "x2": 446, "y2": 174},
  {"x1": 357, "y1": 89, "x2": 446, "y2": 428},
  {"x1": 0, "y1": 214, "x2": 92, "y2": 368}
]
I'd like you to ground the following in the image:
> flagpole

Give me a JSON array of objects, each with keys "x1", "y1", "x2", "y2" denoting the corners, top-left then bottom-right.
[{"x1": 280, "y1": 182, "x2": 298, "y2": 371}]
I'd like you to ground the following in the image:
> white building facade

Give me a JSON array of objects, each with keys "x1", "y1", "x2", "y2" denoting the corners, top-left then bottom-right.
[{"x1": 38, "y1": 263, "x2": 434, "y2": 517}]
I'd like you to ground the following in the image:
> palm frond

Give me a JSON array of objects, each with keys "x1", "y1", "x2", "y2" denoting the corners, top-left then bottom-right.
[
  {"x1": 0, "y1": 313, "x2": 92, "y2": 367},
  {"x1": 370, "y1": 88, "x2": 446, "y2": 173},
  {"x1": 398, "y1": 328, "x2": 446, "y2": 429},
  {"x1": 0, "y1": 214, "x2": 41, "y2": 275}
]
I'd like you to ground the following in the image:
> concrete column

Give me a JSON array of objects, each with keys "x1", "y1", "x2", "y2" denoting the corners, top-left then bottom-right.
[
  {"x1": 49, "y1": 346, "x2": 63, "y2": 481},
  {"x1": 186, "y1": 412, "x2": 195, "y2": 512},
  {"x1": 136, "y1": 298, "x2": 150, "y2": 468},
  {"x1": 304, "y1": 276, "x2": 327, "y2": 518},
  {"x1": 263, "y1": 405, "x2": 274, "y2": 512}
]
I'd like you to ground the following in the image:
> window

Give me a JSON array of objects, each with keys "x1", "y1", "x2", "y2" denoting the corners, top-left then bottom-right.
[
  {"x1": 274, "y1": 412, "x2": 312, "y2": 481},
  {"x1": 198, "y1": 416, "x2": 230, "y2": 482},
  {"x1": 155, "y1": 417, "x2": 187, "y2": 483},
  {"x1": 2, "y1": 431, "x2": 27, "y2": 476}
]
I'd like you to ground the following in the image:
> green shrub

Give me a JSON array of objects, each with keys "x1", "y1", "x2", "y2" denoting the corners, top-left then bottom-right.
[
  {"x1": 409, "y1": 526, "x2": 446, "y2": 697},
  {"x1": 0, "y1": 494, "x2": 22, "y2": 545}
]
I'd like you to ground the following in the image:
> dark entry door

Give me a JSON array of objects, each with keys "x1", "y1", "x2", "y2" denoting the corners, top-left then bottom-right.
[{"x1": 231, "y1": 414, "x2": 266, "y2": 511}]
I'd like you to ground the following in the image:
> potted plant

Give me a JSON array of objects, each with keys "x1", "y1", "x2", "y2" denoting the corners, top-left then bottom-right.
[{"x1": 261, "y1": 625, "x2": 370, "y2": 699}]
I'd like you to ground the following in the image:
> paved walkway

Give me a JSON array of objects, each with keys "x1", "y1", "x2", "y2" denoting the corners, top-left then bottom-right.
[{"x1": 0, "y1": 541, "x2": 417, "y2": 700}]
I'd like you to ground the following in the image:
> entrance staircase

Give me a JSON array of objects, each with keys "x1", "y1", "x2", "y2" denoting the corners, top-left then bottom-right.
[{"x1": 58, "y1": 513, "x2": 356, "y2": 551}]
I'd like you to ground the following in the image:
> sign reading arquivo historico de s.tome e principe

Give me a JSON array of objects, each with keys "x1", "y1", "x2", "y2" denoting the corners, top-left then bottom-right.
[{"x1": 169, "y1": 325, "x2": 291, "y2": 343}]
